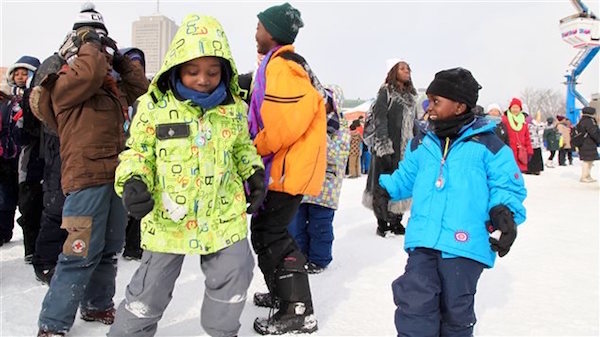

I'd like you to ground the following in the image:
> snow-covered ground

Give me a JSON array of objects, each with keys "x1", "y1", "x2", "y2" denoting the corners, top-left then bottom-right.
[{"x1": 1, "y1": 154, "x2": 598, "y2": 336}]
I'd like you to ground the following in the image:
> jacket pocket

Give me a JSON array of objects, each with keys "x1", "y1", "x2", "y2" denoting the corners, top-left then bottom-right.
[{"x1": 84, "y1": 144, "x2": 119, "y2": 160}]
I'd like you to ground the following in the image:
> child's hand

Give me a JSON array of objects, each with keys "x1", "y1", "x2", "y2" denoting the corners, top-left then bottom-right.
[
  {"x1": 246, "y1": 168, "x2": 266, "y2": 214},
  {"x1": 122, "y1": 178, "x2": 154, "y2": 219},
  {"x1": 487, "y1": 205, "x2": 517, "y2": 257}
]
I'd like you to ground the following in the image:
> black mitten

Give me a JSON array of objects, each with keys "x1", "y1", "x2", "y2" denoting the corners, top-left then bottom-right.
[
  {"x1": 487, "y1": 205, "x2": 517, "y2": 257},
  {"x1": 373, "y1": 183, "x2": 390, "y2": 222},
  {"x1": 246, "y1": 168, "x2": 266, "y2": 214},
  {"x1": 122, "y1": 178, "x2": 154, "y2": 219}
]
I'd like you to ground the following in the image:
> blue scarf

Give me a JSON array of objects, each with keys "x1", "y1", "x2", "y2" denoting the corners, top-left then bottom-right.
[{"x1": 174, "y1": 76, "x2": 227, "y2": 110}]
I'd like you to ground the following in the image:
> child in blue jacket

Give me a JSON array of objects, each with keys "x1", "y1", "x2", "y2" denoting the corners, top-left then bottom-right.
[{"x1": 377, "y1": 67, "x2": 527, "y2": 336}]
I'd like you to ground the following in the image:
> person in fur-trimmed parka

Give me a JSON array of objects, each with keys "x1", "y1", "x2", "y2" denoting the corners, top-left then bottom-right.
[
  {"x1": 576, "y1": 107, "x2": 600, "y2": 182},
  {"x1": 362, "y1": 60, "x2": 417, "y2": 237}
]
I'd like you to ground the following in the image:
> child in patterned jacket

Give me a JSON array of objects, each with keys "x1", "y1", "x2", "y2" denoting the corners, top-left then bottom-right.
[
  {"x1": 288, "y1": 85, "x2": 350, "y2": 274},
  {"x1": 109, "y1": 14, "x2": 264, "y2": 337}
]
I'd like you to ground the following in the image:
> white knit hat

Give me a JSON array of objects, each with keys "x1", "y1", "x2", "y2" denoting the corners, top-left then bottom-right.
[
  {"x1": 486, "y1": 103, "x2": 502, "y2": 114},
  {"x1": 73, "y1": 2, "x2": 107, "y2": 35}
]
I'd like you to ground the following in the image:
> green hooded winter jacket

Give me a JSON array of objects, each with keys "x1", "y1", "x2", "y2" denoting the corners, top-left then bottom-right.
[{"x1": 114, "y1": 14, "x2": 263, "y2": 255}]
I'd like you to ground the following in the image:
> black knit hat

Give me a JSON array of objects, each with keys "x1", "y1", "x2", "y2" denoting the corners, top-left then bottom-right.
[
  {"x1": 426, "y1": 67, "x2": 481, "y2": 109},
  {"x1": 582, "y1": 106, "x2": 596, "y2": 115},
  {"x1": 73, "y1": 2, "x2": 108, "y2": 35},
  {"x1": 257, "y1": 3, "x2": 304, "y2": 45}
]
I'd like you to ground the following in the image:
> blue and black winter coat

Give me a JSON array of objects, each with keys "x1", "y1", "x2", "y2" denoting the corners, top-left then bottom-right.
[{"x1": 379, "y1": 117, "x2": 527, "y2": 267}]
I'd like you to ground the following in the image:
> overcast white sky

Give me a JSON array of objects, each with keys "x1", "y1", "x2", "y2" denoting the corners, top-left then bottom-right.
[{"x1": 1, "y1": 0, "x2": 599, "y2": 108}]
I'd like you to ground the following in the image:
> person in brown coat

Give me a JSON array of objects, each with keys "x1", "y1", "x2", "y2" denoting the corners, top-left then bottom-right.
[
  {"x1": 556, "y1": 115, "x2": 573, "y2": 165},
  {"x1": 348, "y1": 119, "x2": 363, "y2": 178},
  {"x1": 36, "y1": 4, "x2": 148, "y2": 336}
]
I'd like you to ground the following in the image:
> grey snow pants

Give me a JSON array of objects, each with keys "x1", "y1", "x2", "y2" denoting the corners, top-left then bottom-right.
[{"x1": 108, "y1": 238, "x2": 255, "y2": 337}]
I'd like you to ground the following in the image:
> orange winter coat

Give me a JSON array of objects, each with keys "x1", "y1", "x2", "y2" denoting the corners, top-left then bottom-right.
[{"x1": 253, "y1": 45, "x2": 327, "y2": 196}]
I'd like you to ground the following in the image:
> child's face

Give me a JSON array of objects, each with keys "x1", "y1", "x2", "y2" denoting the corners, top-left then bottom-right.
[
  {"x1": 426, "y1": 94, "x2": 466, "y2": 121},
  {"x1": 12, "y1": 68, "x2": 29, "y2": 87},
  {"x1": 488, "y1": 108, "x2": 502, "y2": 117},
  {"x1": 179, "y1": 57, "x2": 222, "y2": 93}
]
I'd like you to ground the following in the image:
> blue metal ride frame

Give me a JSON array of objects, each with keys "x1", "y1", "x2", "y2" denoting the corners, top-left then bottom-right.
[
  {"x1": 563, "y1": 0, "x2": 599, "y2": 124},
  {"x1": 565, "y1": 46, "x2": 599, "y2": 124}
]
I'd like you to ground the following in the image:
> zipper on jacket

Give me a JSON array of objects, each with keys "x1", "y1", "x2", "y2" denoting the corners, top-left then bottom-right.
[
  {"x1": 435, "y1": 137, "x2": 450, "y2": 189},
  {"x1": 301, "y1": 145, "x2": 322, "y2": 194},
  {"x1": 280, "y1": 148, "x2": 290, "y2": 184}
]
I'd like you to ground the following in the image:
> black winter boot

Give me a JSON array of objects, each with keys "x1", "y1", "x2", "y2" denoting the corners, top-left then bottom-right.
[
  {"x1": 34, "y1": 266, "x2": 55, "y2": 285},
  {"x1": 376, "y1": 219, "x2": 390, "y2": 237},
  {"x1": 254, "y1": 255, "x2": 318, "y2": 334},
  {"x1": 253, "y1": 301, "x2": 318, "y2": 335},
  {"x1": 391, "y1": 224, "x2": 405, "y2": 235},
  {"x1": 389, "y1": 214, "x2": 405, "y2": 235}
]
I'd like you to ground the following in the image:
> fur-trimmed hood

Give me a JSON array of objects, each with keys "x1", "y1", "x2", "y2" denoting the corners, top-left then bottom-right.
[{"x1": 6, "y1": 55, "x2": 40, "y2": 88}]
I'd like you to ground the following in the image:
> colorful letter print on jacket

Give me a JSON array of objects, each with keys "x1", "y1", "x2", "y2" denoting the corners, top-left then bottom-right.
[{"x1": 115, "y1": 14, "x2": 263, "y2": 255}]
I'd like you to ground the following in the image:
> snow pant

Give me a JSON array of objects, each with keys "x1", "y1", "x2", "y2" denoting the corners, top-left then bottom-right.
[
  {"x1": 0, "y1": 158, "x2": 18, "y2": 242},
  {"x1": 250, "y1": 191, "x2": 313, "y2": 307},
  {"x1": 548, "y1": 150, "x2": 556, "y2": 161},
  {"x1": 109, "y1": 239, "x2": 254, "y2": 337},
  {"x1": 581, "y1": 161, "x2": 594, "y2": 180},
  {"x1": 17, "y1": 181, "x2": 43, "y2": 256},
  {"x1": 392, "y1": 248, "x2": 484, "y2": 337},
  {"x1": 348, "y1": 154, "x2": 361, "y2": 177},
  {"x1": 559, "y1": 148, "x2": 573, "y2": 165},
  {"x1": 33, "y1": 189, "x2": 67, "y2": 272},
  {"x1": 38, "y1": 183, "x2": 126, "y2": 333},
  {"x1": 124, "y1": 216, "x2": 142, "y2": 255},
  {"x1": 288, "y1": 203, "x2": 335, "y2": 268}
]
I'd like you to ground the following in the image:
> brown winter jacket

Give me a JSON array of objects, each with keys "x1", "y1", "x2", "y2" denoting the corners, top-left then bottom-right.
[
  {"x1": 557, "y1": 120, "x2": 572, "y2": 150},
  {"x1": 51, "y1": 43, "x2": 148, "y2": 193}
]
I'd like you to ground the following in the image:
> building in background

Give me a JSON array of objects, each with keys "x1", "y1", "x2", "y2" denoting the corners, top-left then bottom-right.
[{"x1": 132, "y1": 14, "x2": 178, "y2": 76}]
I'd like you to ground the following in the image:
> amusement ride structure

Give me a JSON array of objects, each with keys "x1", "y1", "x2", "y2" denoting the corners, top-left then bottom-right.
[{"x1": 559, "y1": 0, "x2": 599, "y2": 123}]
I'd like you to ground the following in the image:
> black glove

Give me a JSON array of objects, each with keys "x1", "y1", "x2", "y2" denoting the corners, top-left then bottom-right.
[
  {"x1": 101, "y1": 36, "x2": 125, "y2": 73},
  {"x1": 487, "y1": 205, "x2": 517, "y2": 257},
  {"x1": 246, "y1": 168, "x2": 266, "y2": 214},
  {"x1": 74, "y1": 27, "x2": 102, "y2": 47},
  {"x1": 379, "y1": 154, "x2": 394, "y2": 173},
  {"x1": 122, "y1": 178, "x2": 154, "y2": 220},
  {"x1": 373, "y1": 183, "x2": 390, "y2": 222}
]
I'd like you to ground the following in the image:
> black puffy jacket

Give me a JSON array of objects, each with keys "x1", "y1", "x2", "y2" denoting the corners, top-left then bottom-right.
[{"x1": 576, "y1": 114, "x2": 600, "y2": 161}]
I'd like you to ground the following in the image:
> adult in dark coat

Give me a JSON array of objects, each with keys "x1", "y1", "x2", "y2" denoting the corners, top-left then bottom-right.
[
  {"x1": 362, "y1": 60, "x2": 417, "y2": 237},
  {"x1": 576, "y1": 107, "x2": 600, "y2": 182},
  {"x1": 32, "y1": 127, "x2": 66, "y2": 284}
]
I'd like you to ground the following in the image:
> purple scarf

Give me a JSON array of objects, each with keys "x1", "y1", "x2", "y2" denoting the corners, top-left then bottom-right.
[{"x1": 248, "y1": 46, "x2": 281, "y2": 188}]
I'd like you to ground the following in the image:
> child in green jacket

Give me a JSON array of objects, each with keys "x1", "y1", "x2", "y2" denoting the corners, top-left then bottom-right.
[{"x1": 109, "y1": 14, "x2": 265, "y2": 337}]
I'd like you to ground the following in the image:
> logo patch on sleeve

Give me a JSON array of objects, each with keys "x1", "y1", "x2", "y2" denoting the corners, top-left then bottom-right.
[{"x1": 454, "y1": 231, "x2": 469, "y2": 243}]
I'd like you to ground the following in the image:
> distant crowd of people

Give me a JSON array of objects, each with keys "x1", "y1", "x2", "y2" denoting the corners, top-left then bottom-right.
[{"x1": 1, "y1": 2, "x2": 599, "y2": 337}]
